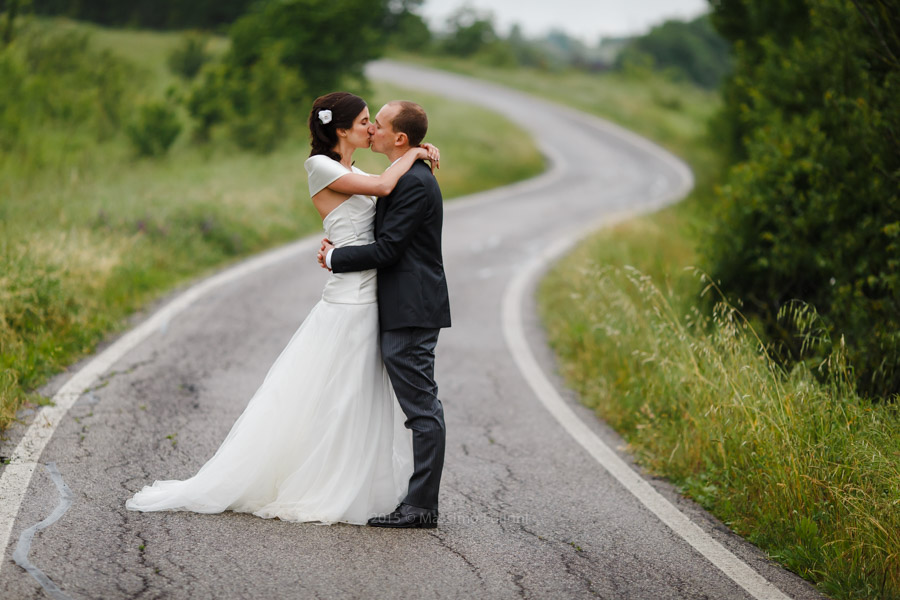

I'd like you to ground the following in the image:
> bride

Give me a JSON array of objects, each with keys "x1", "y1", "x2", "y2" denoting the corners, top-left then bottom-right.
[{"x1": 126, "y1": 92, "x2": 439, "y2": 525}]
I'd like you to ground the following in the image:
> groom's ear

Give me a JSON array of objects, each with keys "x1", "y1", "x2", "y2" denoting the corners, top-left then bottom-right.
[{"x1": 394, "y1": 131, "x2": 409, "y2": 147}]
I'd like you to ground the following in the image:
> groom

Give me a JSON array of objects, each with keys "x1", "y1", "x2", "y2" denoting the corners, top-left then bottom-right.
[{"x1": 318, "y1": 100, "x2": 451, "y2": 528}]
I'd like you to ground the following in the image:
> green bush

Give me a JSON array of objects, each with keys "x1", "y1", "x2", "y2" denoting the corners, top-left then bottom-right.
[
  {"x1": 228, "y1": 0, "x2": 391, "y2": 96},
  {"x1": 441, "y1": 7, "x2": 498, "y2": 58},
  {"x1": 181, "y1": 0, "x2": 428, "y2": 152},
  {"x1": 186, "y1": 45, "x2": 302, "y2": 153},
  {"x1": 188, "y1": 0, "x2": 394, "y2": 152},
  {"x1": 20, "y1": 27, "x2": 131, "y2": 137},
  {"x1": 705, "y1": 0, "x2": 900, "y2": 399},
  {"x1": 0, "y1": 49, "x2": 25, "y2": 150},
  {"x1": 384, "y1": 6, "x2": 432, "y2": 52},
  {"x1": 228, "y1": 45, "x2": 303, "y2": 153},
  {"x1": 471, "y1": 41, "x2": 518, "y2": 68},
  {"x1": 0, "y1": 25, "x2": 134, "y2": 171},
  {"x1": 126, "y1": 100, "x2": 182, "y2": 157},
  {"x1": 615, "y1": 16, "x2": 732, "y2": 89},
  {"x1": 166, "y1": 32, "x2": 210, "y2": 80},
  {"x1": 186, "y1": 62, "x2": 229, "y2": 142}
]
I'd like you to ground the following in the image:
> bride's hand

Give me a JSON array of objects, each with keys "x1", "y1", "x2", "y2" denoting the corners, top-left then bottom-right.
[{"x1": 417, "y1": 143, "x2": 440, "y2": 172}]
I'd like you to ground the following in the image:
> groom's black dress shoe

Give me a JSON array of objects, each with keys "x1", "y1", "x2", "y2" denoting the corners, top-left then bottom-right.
[{"x1": 368, "y1": 503, "x2": 439, "y2": 529}]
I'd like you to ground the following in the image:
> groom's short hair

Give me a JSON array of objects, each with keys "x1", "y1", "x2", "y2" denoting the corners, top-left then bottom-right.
[{"x1": 389, "y1": 101, "x2": 428, "y2": 147}]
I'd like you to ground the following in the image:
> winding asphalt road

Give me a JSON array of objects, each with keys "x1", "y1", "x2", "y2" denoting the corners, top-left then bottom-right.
[{"x1": 0, "y1": 62, "x2": 823, "y2": 599}]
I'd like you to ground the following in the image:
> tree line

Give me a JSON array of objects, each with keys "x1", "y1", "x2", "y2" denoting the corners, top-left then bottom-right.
[
  {"x1": 27, "y1": 0, "x2": 255, "y2": 30},
  {"x1": 0, "y1": 0, "x2": 409, "y2": 157},
  {"x1": 704, "y1": 0, "x2": 899, "y2": 399},
  {"x1": 2, "y1": 0, "x2": 732, "y2": 159},
  {"x1": 11, "y1": 0, "x2": 734, "y2": 88}
]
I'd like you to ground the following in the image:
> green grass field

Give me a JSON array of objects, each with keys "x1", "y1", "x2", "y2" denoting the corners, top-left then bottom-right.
[
  {"x1": 397, "y1": 55, "x2": 900, "y2": 598},
  {"x1": 0, "y1": 20, "x2": 545, "y2": 432}
]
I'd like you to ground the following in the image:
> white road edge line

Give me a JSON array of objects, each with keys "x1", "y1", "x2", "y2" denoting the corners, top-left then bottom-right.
[
  {"x1": 0, "y1": 238, "x2": 319, "y2": 571},
  {"x1": 499, "y1": 180, "x2": 791, "y2": 598}
]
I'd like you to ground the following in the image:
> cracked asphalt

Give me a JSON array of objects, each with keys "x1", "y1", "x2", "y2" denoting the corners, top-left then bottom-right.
[{"x1": 0, "y1": 62, "x2": 824, "y2": 599}]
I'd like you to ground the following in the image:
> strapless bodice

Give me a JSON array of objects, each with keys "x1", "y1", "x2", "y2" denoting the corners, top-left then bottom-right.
[{"x1": 322, "y1": 194, "x2": 377, "y2": 304}]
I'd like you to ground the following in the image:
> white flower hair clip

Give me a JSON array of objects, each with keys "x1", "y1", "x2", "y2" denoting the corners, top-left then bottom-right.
[{"x1": 318, "y1": 109, "x2": 333, "y2": 125}]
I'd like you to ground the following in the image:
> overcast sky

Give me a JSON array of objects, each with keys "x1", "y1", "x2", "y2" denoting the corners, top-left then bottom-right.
[{"x1": 419, "y1": 0, "x2": 710, "y2": 43}]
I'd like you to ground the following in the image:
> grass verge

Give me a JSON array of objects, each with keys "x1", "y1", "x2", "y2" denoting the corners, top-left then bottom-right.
[
  {"x1": 396, "y1": 56, "x2": 900, "y2": 598},
  {"x1": 539, "y1": 222, "x2": 900, "y2": 599},
  {"x1": 0, "y1": 22, "x2": 544, "y2": 432}
]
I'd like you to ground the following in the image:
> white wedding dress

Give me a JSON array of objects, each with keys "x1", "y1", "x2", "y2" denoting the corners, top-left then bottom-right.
[{"x1": 126, "y1": 155, "x2": 414, "y2": 525}]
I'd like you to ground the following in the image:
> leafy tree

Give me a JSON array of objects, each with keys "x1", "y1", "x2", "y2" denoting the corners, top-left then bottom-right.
[
  {"x1": 704, "y1": 0, "x2": 900, "y2": 399},
  {"x1": 709, "y1": 0, "x2": 812, "y2": 160},
  {"x1": 0, "y1": 26, "x2": 131, "y2": 142},
  {"x1": 228, "y1": 0, "x2": 391, "y2": 98},
  {"x1": 186, "y1": 0, "x2": 398, "y2": 152},
  {"x1": 385, "y1": 0, "x2": 432, "y2": 51},
  {"x1": 615, "y1": 16, "x2": 732, "y2": 89},
  {"x1": 228, "y1": 44, "x2": 303, "y2": 153},
  {"x1": 185, "y1": 63, "x2": 230, "y2": 142},
  {"x1": 1, "y1": 0, "x2": 29, "y2": 45},
  {"x1": 441, "y1": 6, "x2": 498, "y2": 57},
  {"x1": 167, "y1": 33, "x2": 211, "y2": 81},
  {"x1": 709, "y1": 0, "x2": 810, "y2": 59},
  {"x1": 507, "y1": 24, "x2": 545, "y2": 69}
]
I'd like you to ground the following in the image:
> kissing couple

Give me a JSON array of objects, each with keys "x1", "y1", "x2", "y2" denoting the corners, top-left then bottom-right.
[{"x1": 127, "y1": 92, "x2": 451, "y2": 529}]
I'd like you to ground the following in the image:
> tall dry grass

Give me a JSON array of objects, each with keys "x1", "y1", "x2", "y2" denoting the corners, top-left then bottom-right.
[{"x1": 539, "y1": 216, "x2": 900, "y2": 599}]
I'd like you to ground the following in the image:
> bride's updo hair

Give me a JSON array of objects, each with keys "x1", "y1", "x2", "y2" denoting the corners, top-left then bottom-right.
[{"x1": 308, "y1": 92, "x2": 367, "y2": 162}]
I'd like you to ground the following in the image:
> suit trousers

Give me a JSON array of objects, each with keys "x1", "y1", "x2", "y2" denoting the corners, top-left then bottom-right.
[{"x1": 380, "y1": 327, "x2": 444, "y2": 510}]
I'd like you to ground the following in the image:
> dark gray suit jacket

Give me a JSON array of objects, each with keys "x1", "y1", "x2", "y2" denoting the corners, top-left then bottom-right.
[{"x1": 331, "y1": 160, "x2": 451, "y2": 332}]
